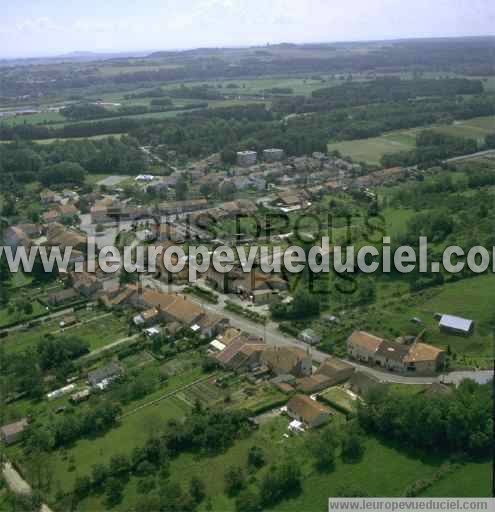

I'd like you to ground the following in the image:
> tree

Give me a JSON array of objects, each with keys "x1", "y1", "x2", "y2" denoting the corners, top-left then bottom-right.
[
  {"x1": 224, "y1": 466, "x2": 245, "y2": 496},
  {"x1": 15, "y1": 298, "x2": 33, "y2": 318},
  {"x1": 159, "y1": 481, "x2": 195, "y2": 512},
  {"x1": 104, "y1": 477, "x2": 124, "y2": 507},
  {"x1": 0, "y1": 252, "x2": 10, "y2": 306},
  {"x1": 40, "y1": 162, "x2": 86, "y2": 187},
  {"x1": 247, "y1": 446, "x2": 265, "y2": 470},
  {"x1": 175, "y1": 176, "x2": 189, "y2": 201},
  {"x1": 308, "y1": 424, "x2": 340, "y2": 471},
  {"x1": 73, "y1": 475, "x2": 91, "y2": 501},
  {"x1": 136, "y1": 477, "x2": 156, "y2": 494},
  {"x1": 235, "y1": 488, "x2": 261, "y2": 512},
  {"x1": 189, "y1": 477, "x2": 206, "y2": 504},
  {"x1": 259, "y1": 461, "x2": 301, "y2": 507},
  {"x1": 219, "y1": 181, "x2": 237, "y2": 200},
  {"x1": 292, "y1": 287, "x2": 320, "y2": 318},
  {"x1": 91, "y1": 464, "x2": 108, "y2": 488},
  {"x1": 109, "y1": 453, "x2": 130, "y2": 476},
  {"x1": 357, "y1": 277, "x2": 376, "y2": 305},
  {"x1": 31, "y1": 253, "x2": 58, "y2": 284},
  {"x1": 341, "y1": 430, "x2": 365, "y2": 463}
]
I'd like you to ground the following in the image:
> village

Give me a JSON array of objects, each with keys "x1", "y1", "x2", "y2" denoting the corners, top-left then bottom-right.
[
  {"x1": 2, "y1": 145, "x2": 490, "y2": 455},
  {"x1": 1, "y1": 82, "x2": 494, "y2": 509}
]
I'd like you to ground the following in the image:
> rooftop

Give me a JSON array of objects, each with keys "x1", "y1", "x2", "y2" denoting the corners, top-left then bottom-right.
[
  {"x1": 348, "y1": 331, "x2": 384, "y2": 353},
  {"x1": 439, "y1": 314, "x2": 473, "y2": 333},
  {"x1": 404, "y1": 342, "x2": 445, "y2": 363},
  {"x1": 287, "y1": 394, "x2": 330, "y2": 423}
]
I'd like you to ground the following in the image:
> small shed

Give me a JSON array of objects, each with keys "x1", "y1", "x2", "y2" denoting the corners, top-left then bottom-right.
[{"x1": 0, "y1": 418, "x2": 29, "y2": 445}]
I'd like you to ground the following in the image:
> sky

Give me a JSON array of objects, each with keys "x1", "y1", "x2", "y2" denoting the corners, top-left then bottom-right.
[{"x1": 1, "y1": 0, "x2": 494, "y2": 58}]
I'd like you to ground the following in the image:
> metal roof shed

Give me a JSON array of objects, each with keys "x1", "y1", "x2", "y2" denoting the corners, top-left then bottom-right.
[{"x1": 439, "y1": 314, "x2": 474, "y2": 335}]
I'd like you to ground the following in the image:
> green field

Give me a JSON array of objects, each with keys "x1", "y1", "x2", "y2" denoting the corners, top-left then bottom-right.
[
  {"x1": 0, "y1": 299, "x2": 45, "y2": 327},
  {"x1": 320, "y1": 387, "x2": 358, "y2": 415},
  {"x1": 2, "y1": 309, "x2": 129, "y2": 354},
  {"x1": 328, "y1": 115, "x2": 495, "y2": 165},
  {"x1": 362, "y1": 274, "x2": 495, "y2": 366},
  {"x1": 6, "y1": 363, "x2": 209, "y2": 503},
  {"x1": 73, "y1": 416, "x2": 492, "y2": 511},
  {"x1": 19, "y1": 396, "x2": 190, "y2": 501},
  {"x1": 0, "y1": 110, "x2": 65, "y2": 126},
  {"x1": 420, "y1": 462, "x2": 493, "y2": 497},
  {"x1": 273, "y1": 447, "x2": 491, "y2": 512}
]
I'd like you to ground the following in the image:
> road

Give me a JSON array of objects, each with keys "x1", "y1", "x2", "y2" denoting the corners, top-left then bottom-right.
[
  {"x1": 140, "y1": 145, "x2": 163, "y2": 164},
  {"x1": 2, "y1": 461, "x2": 54, "y2": 512},
  {"x1": 444, "y1": 149, "x2": 495, "y2": 163},
  {"x1": 142, "y1": 276, "x2": 460, "y2": 385}
]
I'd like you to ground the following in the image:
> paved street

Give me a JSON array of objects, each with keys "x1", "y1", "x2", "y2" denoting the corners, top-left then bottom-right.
[{"x1": 139, "y1": 276, "x2": 490, "y2": 385}]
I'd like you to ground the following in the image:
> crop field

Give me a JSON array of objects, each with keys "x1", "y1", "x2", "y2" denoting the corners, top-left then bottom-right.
[
  {"x1": 0, "y1": 110, "x2": 65, "y2": 126},
  {"x1": 228, "y1": 381, "x2": 287, "y2": 414},
  {"x1": 328, "y1": 115, "x2": 495, "y2": 165},
  {"x1": 95, "y1": 63, "x2": 185, "y2": 77}
]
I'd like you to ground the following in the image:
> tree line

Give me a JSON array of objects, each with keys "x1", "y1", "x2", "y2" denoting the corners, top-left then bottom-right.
[{"x1": 358, "y1": 380, "x2": 493, "y2": 457}]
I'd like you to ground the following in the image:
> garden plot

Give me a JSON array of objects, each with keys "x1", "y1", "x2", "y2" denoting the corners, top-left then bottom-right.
[{"x1": 180, "y1": 378, "x2": 226, "y2": 407}]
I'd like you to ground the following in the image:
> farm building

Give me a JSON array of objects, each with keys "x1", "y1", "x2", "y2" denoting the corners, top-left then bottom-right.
[
  {"x1": 438, "y1": 314, "x2": 474, "y2": 336},
  {"x1": 261, "y1": 346, "x2": 312, "y2": 378},
  {"x1": 47, "y1": 288, "x2": 79, "y2": 306},
  {"x1": 296, "y1": 374, "x2": 333, "y2": 394},
  {"x1": 374, "y1": 339, "x2": 410, "y2": 372},
  {"x1": 287, "y1": 394, "x2": 331, "y2": 428},
  {"x1": 298, "y1": 328, "x2": 321, "y2": 345},
  {"x1": 214, "y1": 336, "x2": 266, "y2": 370},
  {"x1": 70, "y1": 271, "x2": 102, "y2": 297},
  {"x1": 0, "y1": 418, "x2": 29, "y2": 445},
  {"x1": 347, "y1": 331, "x2": 383, "y2": 363},
  {"x1": 403, "y1": 342, "x2": 446, "y2": 374},
  {"x1": 70, "y1": 388, "x2": 91, "y2": 404},
  {"x1": 316, "y1": 358, "x2": 355, "y2": 386},
  {"x1": 236, "y1": 150, "x2": 257, "y2": 167},
  {"x1": 347, "y1": 330, "x2": 446, "y2": 375},
  {"x1": 348, "y1": 371, "x2": 385, "y2": 396},
  {"x1": 88, "y1": 362, "x2": 124, "y2": 389},
  {"x1": 263, "y1": 148, "x2": 285, "y2": 162}
]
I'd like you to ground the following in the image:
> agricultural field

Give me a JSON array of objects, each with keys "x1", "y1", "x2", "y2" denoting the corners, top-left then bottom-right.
[
  {"x1": 328, "y1": 115, "x2": 495, "y2": 165},
  {"x1": 329, "y1": 133, "x2": 416, "y2": 165},
  {"x1": 0, "y1": 110, "x2": 65, "y2": 126},
  {"x1": 179, "y1": 376, "x2": 226, "y2": 407}
]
